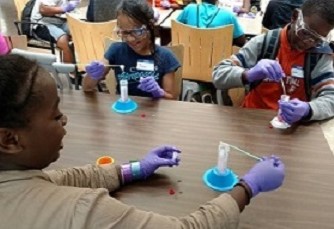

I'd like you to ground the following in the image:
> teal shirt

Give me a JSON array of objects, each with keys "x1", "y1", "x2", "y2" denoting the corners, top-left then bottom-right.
[{"x1": 176, "y1": 3, "x2": 244, "y2": 39}]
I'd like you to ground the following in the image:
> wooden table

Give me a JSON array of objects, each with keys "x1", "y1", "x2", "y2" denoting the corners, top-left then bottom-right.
[{"x1": 51, "y1": 91, "x2": 334, "y2": 229}]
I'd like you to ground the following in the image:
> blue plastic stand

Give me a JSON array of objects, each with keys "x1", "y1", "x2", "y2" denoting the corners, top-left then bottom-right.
[
  {"x1": 112, "y1": 98, "x2": 138, "y2": 114},
  {"x1": 203, "y1": 167, "x2": 238, "y2": 192}
]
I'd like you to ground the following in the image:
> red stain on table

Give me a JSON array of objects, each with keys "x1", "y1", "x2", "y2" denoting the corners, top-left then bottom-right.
[
  {"x1": 169, "y1": 188, "x2": 175, "y2": 195},
  {"x1": 140, "y1": 113, "x2": 146, "y2": 118}
]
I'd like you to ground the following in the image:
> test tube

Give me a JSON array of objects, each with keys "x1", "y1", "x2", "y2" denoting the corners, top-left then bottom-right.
[
  {"x1": 120, "y1": 79, "x2": 128, "y2": 102},
  {"x1": 278, "y1": 94, "x2": 290, "y2": 122},
  {"x1": 217, "y1": 142, "x2": 230, "y2": 174}
]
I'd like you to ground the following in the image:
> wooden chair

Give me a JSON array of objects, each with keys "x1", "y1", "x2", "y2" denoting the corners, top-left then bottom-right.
[
  {"x1": 171, "y1": 20, "x2": 233, "y2": 103},
  {"x1": 171, "y1": 20, "x2": 233, "y2": 83},
  {"x1": 104, "y1": 38, "x2": 184, "y2": 100},
  {"x1": 13, "y1": 0, "x2": 57, "y2": 54},
  {"x1": 13, "y1": 0, "x2": 28, "y2": 20},
  {"x1": 11, "y1": 48, "x2": 73, "y2": 90},
  {"x1": 166, "y1": 44, "x2": 184, "y2": 100},
  {"x1": 218, "y1": 45, "x2": 246, "y2": 107},
  {"x1": 67, "y1": 14, "x2": 117, "y2": 72}
]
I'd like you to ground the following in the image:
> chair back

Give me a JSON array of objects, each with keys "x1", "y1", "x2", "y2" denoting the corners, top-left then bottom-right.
[
  {"x1": 66, "y1": 14, "x2": 117, "y2": 72},
  {"x1": 171, "y1": 20, "x2": 233, "y2": 82},
  {"x1": 217, "y1": 45, "x2": 245, "y2": 107},
  {"x1": 165, "y1": 44, "x2": 184, "y2": 100},
  {"x1": 10, "y1": 48, "x2": 73, "y2": 90},
  {"x1": 13, "y1": 0, "x2": 29, "y2": 20}
]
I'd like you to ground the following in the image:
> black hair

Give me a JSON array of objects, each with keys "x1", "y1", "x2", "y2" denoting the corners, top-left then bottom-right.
[
  {"x1": 0, "y1": 54, "x2": 39, "y2": 128},
  {"x1": 117, "y1": 0, "x2": 156, "y2": 52},
  {"x1": 302, "y1": 0, "x2": 334, "y2": 25},
  {"x1": 202, "y1": 0, "x2": 217, "y2": 5}
]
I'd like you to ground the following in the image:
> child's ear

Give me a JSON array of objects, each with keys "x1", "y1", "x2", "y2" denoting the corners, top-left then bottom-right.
[
  {"x1": 0, "y1": 129, "x2": 23, "y2": 154},
  {"x1": 291, "y1": 9, "x2": 299, "y2": 23}
]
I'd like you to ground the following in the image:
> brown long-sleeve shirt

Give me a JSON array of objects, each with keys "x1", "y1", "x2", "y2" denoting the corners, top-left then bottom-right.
[{"x1": 0, "y1": 164, "x2": 240, "y2": 229}]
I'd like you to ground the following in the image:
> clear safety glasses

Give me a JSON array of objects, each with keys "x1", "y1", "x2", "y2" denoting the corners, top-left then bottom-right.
[
  {"x1": 295, "y1": 9, "x2": 328, "y2": 48},
  {"x1": 114, "y1": 25, "x2": 148, "y2": 40}
]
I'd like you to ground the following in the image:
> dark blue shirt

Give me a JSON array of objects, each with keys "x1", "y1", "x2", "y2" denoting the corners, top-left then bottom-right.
[{"x1": 104, "y1": 42, "x2": 180, "y2": 97}]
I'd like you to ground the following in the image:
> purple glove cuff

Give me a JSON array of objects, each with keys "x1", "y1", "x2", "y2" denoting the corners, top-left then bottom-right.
[
  {"x1": 240, "y1": 177, "x2": 259, "y2": 197},
  {"x1": 120, "y1": 163, "x2": 132, "y2": 184},
  {"x1": 152, "y1": 88, "x2": 165, "y2": 98}
]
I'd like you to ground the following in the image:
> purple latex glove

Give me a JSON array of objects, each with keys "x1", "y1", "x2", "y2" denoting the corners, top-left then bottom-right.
[
  {"x1": 233, "y1": 6, "x2": 241, "y2": 13},
  {"x1": 61, "y1": 0, "x2": 80, "y2": 13},
  {"x1": 85, "y1": 61, "x2": 105, "y2": 80},
  {"x1": 279, "y1": 98, "x2": 310, "y2": 124},
  {"x1": 140, "y1": 145, "x2": 181, "y2": 179},
  {"x1": 161, "y1": 0, "x2": 171, "y2": 9},
  {"x1": 137, "y1": 76, "x2": 165, "y2": 98},
  {"x1": 246, "y1": 59, "x2": 285, "y2": 83},
  {"x1": 242, "y1": 155, "x2": 285, "y2": 197}
]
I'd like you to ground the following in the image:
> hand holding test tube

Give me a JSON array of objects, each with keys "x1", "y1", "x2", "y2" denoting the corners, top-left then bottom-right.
[
  {"x1": 246, "y1": 59, "x2": 285, "y2": 83},
  {"x1": 270, "y1": 95, "x2": 291, "y2": 129}
]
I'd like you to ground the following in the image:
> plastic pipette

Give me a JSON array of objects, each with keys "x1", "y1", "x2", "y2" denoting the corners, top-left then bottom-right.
[
  {"x1": 75, "y1": 63, "x2": 125, "y2": 69},
  {"x1": 222, "y1": 142, "x2": 262, "y2": 161}
]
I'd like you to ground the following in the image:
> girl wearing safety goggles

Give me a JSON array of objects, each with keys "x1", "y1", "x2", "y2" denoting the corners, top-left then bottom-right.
[{"x1": 84, "y1": 0, "x2": 180, "y2": 100}]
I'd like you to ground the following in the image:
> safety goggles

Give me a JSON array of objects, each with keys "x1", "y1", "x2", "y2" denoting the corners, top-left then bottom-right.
[
  {"x1": 114, "y1": 25, "x2": 148, "y2": 40},
  {"x1": 295, "y1": 9, "x2": 328, "y2": 48}
]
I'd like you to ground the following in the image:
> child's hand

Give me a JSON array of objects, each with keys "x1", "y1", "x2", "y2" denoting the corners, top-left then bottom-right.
[
  {"x1": 61, "y1": 1, "x2": 80, "y2": 13},
  {"x1": 85, "y1": 61, "x2": 105, "y2": 81},
  {"x1": 139, "y1": 145, "x2": 181, "y2": 179},
  {"x1": 160, "y1": 0, "x2": 171, "y2": 9},
  {"x1": 137, "y1": 76, "x2": 165, "y2": 98}
]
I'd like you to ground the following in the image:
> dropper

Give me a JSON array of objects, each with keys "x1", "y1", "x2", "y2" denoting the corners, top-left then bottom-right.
[
  {"x1": 221, "y1": 142, "x2": 262, "y2": 161},
  {"x1": 75, "y1": 63, "x2": 124, "y2": 70}
]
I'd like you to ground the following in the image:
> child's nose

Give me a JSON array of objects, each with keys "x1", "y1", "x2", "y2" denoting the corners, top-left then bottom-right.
[{"x1": 61, "y1": 115, "x2": 68, "y2": 126}]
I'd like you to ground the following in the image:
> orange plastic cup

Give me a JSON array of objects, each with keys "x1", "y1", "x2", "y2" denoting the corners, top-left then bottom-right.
[{"x1": 96, "y1": 156, "x2": 115, "y2": 165}]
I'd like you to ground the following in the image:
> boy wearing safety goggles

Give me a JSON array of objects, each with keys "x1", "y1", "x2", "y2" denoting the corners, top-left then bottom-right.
[{"x1": 213, "y1": 0, "x2": 334, "y2": 125}]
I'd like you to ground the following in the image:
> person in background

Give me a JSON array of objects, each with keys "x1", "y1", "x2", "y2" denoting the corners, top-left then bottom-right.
[
  {"x1": 218, "y1": 0, "x2": 251, "y2": 14},
  {"x1": 83, "y1": 0, "x2": 180, "y2": 99},
  {"x1": 0, "y1": 33, "x2": 10, "y2": 55},
  {"x1": 177, "y1": 0, "x2": 246, "y2": 47},
  {"x1": 86, "y1": 0, "x2": 122, "y2": 22},
  {"x1": 0, "y1": 54, "x2": 285, "y2": 229},
  {"x1": 147, "y1": 0, "x2": 182, "y2": 9},
  {"x1": 262, "y1": 0, "x2": 305, "y2": 30},
  {"x1": 30, "y1": 0, "x2": 80, "y2": 63},
  {"x1": 213, "y1": 0, "x2": 334, "y2": 125}
]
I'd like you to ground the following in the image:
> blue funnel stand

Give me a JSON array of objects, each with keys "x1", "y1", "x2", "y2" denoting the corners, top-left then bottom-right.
[
  {"x1": 112, "y1": 98, "x2": 138, "y2": 114},
  {"x1": 203, "y1": 167, "x2": 238, "y2": 192}
]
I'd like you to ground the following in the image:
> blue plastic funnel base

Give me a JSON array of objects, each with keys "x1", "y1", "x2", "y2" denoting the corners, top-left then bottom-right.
[
  {"x1": 203, "y1": 167, "x2": 238, "y2": 192},
  {"x1": 112, "y1": 98, "x2": 138, "y2": 114}
]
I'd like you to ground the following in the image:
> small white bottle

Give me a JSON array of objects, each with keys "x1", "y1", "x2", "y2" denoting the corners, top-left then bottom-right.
[
  {"x1": 217, "y1": 142, "x2": 230, "y2": 175},
  {"x1": 270, "y1": 95, "x2": 291, "y2": 129},
  {"x1": 120, "y1": 79, "x2": 128, "y2": 102}
]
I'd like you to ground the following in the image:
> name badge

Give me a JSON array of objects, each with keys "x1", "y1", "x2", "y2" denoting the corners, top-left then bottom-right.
[
  {"x1": 136, "y1": 60, "x2": 154, "y2": 71},
  {"x1": 291, "y1": 66, "x2": 304, "y2": 78}
]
